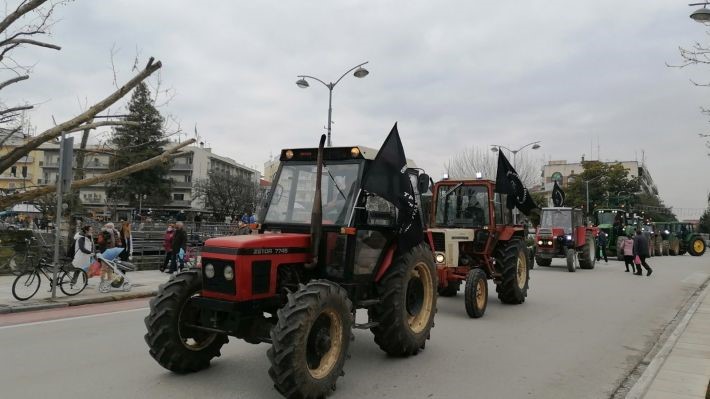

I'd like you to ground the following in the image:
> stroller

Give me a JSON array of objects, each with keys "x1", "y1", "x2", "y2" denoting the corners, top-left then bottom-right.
[{"x1": 97, "y1": 247, "x2": 136, "y2": 293}]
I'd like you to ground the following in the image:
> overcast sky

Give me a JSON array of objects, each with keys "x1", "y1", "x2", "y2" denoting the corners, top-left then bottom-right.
[{"x1": 6, "y1": 0, "x2": 710, "y2": 219}]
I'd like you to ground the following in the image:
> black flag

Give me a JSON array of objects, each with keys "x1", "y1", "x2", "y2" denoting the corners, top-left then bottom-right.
[
  {"x1": 552, "y1": 180, "x2": 565, "y2": 207},
  {"x1": 362, "y1": 123, "x2": 424, "y2": 253},
  {"x1": 494, "y1": 150, "x2": 538, "y2": 215}
]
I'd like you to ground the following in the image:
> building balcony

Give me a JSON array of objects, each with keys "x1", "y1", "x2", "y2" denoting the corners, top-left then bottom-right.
[
  {"x1": 169, "y1": 200, "x2": 191, "y2": 207},
  {"x1": 0, "y1": 174, "x2": 32, "y2": 181},
  {"x1": 171, "y1": 181, "x2": 193, "y2": 189}
]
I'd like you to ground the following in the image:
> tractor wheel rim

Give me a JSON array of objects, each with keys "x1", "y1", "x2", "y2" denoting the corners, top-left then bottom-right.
[
  {"x1": 476, "y1": 277, "x2": 486, "y2": 309},
  {"x1": 407, "y1": 262, "x2": 434, "y2": 334},
  {"x1": 306, "y1": 308, "x2": 343, "y2": 380},
  {"x1": 178, "y1": 296, "x2": 217, "y2": 351},
  {"x1": 517, "y1": 252, "x2": 527, "y2": 290},
  {"x1": 694, "y1": 240, "x2": 705, "y2": 253}
]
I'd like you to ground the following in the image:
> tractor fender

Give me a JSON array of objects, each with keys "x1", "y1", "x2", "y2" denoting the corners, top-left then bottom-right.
[{"x1": 496, "y1": 227, "x2": 522, "y2": 242}]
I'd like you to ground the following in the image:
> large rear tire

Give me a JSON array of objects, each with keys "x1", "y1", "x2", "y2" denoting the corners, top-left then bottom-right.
[
  {"x1": 495, "y1": 239, "x2": 529, "y2": 304},
  {"x1": 535, "y1": 256, "x2": 551, "y2": 267},
  {"x1": 689, "y1": 237, "x2": 707, "y2": 256},
  {"x1": 437, "y1": 280, "x2": 460, "y2": 297},
  {"x1": 144, "y1": 270, "x2": 227, "y2": 373},
  {"x1": 578, "y1": 235, "x2": 596, "y2": 270},
  {"x1": 464, "y1": 269, "x2": 487, "y2": 318},
  {"x1": 369, "y1": 243, "x2": 437, "y2": 356},
  {"x1": 662, "y1": 241, "x2": 670, "y2": 256},
  {"x1": 670, "y1": 240, "x2": 679, "y2": 256},
  {"x1": 268, "y1": 280, "x2": 352, "y2": 399}
]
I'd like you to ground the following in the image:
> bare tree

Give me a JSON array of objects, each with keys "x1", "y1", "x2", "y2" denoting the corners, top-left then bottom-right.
[
  {"x1": 194, "y1": 172, "x2": 258, "y2": 221},
  {"x1": 0, "y1": 0, "x2": 162, "y2": 174},
  {"x1": 445, "y1": 145, "x2": 542, "y2": 188}
]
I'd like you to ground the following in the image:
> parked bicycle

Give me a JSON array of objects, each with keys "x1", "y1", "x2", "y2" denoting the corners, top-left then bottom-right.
[
  {"x1": 11, "y1": 256, "x2": 88, "y2": 301},
  {"x1": 1, "y1": 237, "x2": 38, "y2": 276}
]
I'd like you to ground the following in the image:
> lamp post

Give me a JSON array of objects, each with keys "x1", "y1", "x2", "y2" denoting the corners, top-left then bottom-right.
[
  {"x1": 584, "y1": 175, "x2": 603, "y2": 222},
  {"x1": 135, "y1": 194, "x2": 146, "y2": 220},
  {"x1": 296, "y1": 61, "x2": 370, "y2": 147},
  {"x1": 490, "y1": 141, "x2": 542, "y2": 170},
  {"x1": 490, "y1": 141, "x2": 541, "y2": 224},
  {"x1": 690, "y1": 2, "x2": 710, "y2": 22}
]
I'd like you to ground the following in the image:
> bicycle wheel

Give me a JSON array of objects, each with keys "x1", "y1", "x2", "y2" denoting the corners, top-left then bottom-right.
[
  {"x1": 59, "y1": 268, "x2": 88, "y2": 296},
  {"x1": 12, "y1": 270, "x2": 41, "y2": 301}
]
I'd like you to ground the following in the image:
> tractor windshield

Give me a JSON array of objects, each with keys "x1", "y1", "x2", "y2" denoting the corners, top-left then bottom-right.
[
  {"x1": 435, "y1": 184, "x2": 489, "y2": 227},
  {"x1": 596, "y1": 212, "x2": 616, "y2": 226},
  {"x1": 541, "y1": 209, "x2": 572, "y2": 232},
  {"x1": 264, "y1": 162, "x2": 361, "y2": 225}
]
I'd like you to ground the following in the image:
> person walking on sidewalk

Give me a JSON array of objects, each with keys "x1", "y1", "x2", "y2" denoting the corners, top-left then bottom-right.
[
  {"x1": 633, "y1": 229, "x2": 653, "y2": 276},
  {"x1": 168, "y1": 221, "x2": 187, "y2": 274},
  {"x1": 621, "y1": 234, "x2": 635, "y2": 272},
  {"x1": 161, "y1": 223, "x2": 175, "y2": 272},
  {"x1": 119, "y1": 222, "x2": 133, "y2": 262},
  {"x1": 72, "y1": 225, "x2": 95, "y2": 271}
]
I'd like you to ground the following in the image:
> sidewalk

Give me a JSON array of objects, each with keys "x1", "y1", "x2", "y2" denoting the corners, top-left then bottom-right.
[
  {"x1": 0, "y1": 270, "x2": 169, "y2": 314},
  {"x1": 629, "y1": 280, "x2": 710, "y2": 399}
]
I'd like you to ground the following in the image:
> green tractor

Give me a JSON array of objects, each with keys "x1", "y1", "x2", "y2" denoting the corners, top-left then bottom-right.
[
  {"x1": 655, "y1": 222, "x2": 708, "y2": 256},
  {"x1": 593, "y1": 209, "x2": 628, "y2": 260}
]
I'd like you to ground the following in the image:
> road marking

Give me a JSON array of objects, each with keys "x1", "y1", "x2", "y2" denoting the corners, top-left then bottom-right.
[{"x1": 0, "y1": 307, "x2": 149, "y2": 330}]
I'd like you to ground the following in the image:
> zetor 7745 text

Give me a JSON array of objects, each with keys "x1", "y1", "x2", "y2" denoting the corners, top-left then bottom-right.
[{"x1": 144, "y1": 137, "x2": 437, "y2": 399}]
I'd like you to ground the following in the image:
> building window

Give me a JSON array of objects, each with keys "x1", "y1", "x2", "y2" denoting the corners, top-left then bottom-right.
[
  {"x1": 173, "y1": 193, "x2": 184, "y2": 201},
  {"x1": 21, "y1": 166, "x2": 27, "y2": 178},
  {"x1": 551, "y1": 172, "x2": 563, "y2": 182},
  {"x1": 184, "y1": 175, "x2": 191, "y2": 183},
  {"x1": 10, "y1": 166, "x2": 16, "y2": 176}
]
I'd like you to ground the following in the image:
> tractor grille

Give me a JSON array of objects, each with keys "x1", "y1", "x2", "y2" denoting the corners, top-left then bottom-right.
[
  {"x1": 202, "y1": 258, "x2": 236, "y2": 295},
  {"x1": 252, "y1": 261, "x2": 271, "y2": 295},
  {"x1": 538, "y1": 228, "x2": 553, "y2": 238},
  {"x1": 431, "y1": 232, "x2": 445, "y2": 252}
]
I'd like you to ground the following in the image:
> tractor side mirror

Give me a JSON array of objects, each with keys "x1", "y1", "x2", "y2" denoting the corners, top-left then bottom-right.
[{"x1": 417, "y1": 173, "x2": 430, "y2": 193}]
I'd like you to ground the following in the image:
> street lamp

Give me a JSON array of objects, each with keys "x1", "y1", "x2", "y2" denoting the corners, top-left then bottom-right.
[
  {"x1": 296, "y1": 61, "x2": 370, "y2": 147},
  {"x1": 490, "y1": 141, "x2": 542, "y2": 170},
  {"x1": 690, "y1": 2, "x2": 710, "y2": 22},
  {"x1": 584, "y1": 175, "x2": 603, "y2": 222},
  {"x1": 490, "y1": 141, "x2": 541, "y2": 224}
]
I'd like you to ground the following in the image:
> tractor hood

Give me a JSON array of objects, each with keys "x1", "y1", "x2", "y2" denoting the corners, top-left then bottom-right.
[
  {"x1": 203, "y1": 233, "x2": 310, "y2": 255},
  {"x1": 537, "y1": 227, "x2": 567, "y2": 238}
]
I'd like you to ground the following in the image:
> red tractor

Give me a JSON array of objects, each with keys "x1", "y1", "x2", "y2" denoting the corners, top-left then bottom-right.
[
  {"x1": 144, "y1": 139, "x2": 437, "y2": 398},
  {"x1": 427, "y1": 178, "x2": 530, "y2": 318},
  {"x1": 534, "y1": 207, "x2": 596, "y2": 272}
]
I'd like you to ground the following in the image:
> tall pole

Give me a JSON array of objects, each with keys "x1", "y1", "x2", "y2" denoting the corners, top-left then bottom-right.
[
  {"x1": 586, "y1": 180, "x2": 590, "y2": 220},
  {"x1": 51, "y1": 132, "x2": 65, "y2": 299},
  {"x1": 327, "y1": 86, "x2": 333, "y2": 147}
]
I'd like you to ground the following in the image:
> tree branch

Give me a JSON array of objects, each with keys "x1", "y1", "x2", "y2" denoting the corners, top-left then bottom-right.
[
  {"x1": 0, "y1": 38, "x2": 60, "y2": 50},
  {"x1": 0, "y1": 57, "x2": 162, "y2": 173},
  {"x1": 0, "y1": 74, "x2": 29, "y2": 91},
  {"x1": 0, "y1": 139, "x2": 195, "y2": 208},
  {"x1": 65, "y1": 120, "x2": 139, "y2": 133},
  {"x1": 0, "y1": 104, "x2": 33, "y2": 116},
  {"x1": 0, "y1": 0, "x2": 47, "y2": 36}
]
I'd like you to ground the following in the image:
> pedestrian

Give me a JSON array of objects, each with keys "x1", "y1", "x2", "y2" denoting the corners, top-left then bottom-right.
[
  {"x1": 621, "y1": 234, "x2": 635, "y2": 272},
  {"x1": 168, "y1": 221, "x2": 187, "y2": 274},
  {"x1": 72, "y1": 225, "x2": 95, "y2": 271},
  {"x1": 97, "y1": 223, "x2": 116, "y2": 253},
  {"x1": 194, "y1": 212, "x2": 202, "y2": 230},
  {"x1": 241, "y1": 212, "x2": 250, "y2": 224},
  {"x1": 161, "y1": 223, "x2": 175, "y2": 272},
  {"x1": 596, "y1": 231, "x2": 608, "y2": 263},
  {"x1": 633, "y1": 229, "x2": 653, "y2": 276},
  {"x1": 119, "y1": 222, "x2": 133, "y2": 262}
]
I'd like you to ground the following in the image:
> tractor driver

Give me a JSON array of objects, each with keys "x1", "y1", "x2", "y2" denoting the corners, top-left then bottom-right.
[{"x1": 463, "y1": 194, "x2": 486, "y2": 227}]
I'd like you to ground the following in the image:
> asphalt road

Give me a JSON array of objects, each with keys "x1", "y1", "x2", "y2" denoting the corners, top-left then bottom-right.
[{"x1": 0, "y1": 254, "x2": 708, "y2": 399}]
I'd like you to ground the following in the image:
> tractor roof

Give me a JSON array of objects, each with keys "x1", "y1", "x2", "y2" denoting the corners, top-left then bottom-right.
[{"x1": 280, "y1": 145, "x2": 417, "y2": 167}]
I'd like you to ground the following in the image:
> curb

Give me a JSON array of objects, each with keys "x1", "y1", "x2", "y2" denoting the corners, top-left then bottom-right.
[
  {"x1": 0, "y1": 290, "x2": 158, "y2": 314},
  {"x1": 625, "y1": 277, "x2": 710, "y2": 399}
]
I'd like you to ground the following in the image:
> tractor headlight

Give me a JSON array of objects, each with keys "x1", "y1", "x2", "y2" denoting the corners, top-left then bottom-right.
[
  {"x1": 224, "y1": 265, "x2": 234, "y2": 281},
  {"x1": 537, "y1": 240, "x2": 543, "y2": 245},
  {"x1": 435, "y1": 253, "x2": 445, "y2": 264},
  {"x1": 565, "y1": 235, "x2": 572, "y2": 241},
  {"x1": 547, "y1": 240, "x2": 553, "y2": 246},
  {"x1": 204, "y1": 263, "x2": 215, "y2": 279}
]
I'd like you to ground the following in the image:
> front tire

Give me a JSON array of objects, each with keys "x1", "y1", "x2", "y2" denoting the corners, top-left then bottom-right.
[
  {"x1": 12, "y1": 270, "x2": 40, "y2": 301},
  {"x1": 578, "y1": 235, "x2": 596, "y2": 269},
  {"x1": 268, "y1": 280, "x2": 352, "y2": 399},
  {"x1": 464, "y1": 269, "x2": 487, "y2": 318},
  {"x1": 144, "y1": 270, "x2": 227, "y2": 373},
  {"x1": 369, "y1": 243, "x2": 437, "y2": 356},
  {"x1": 496, "y1": 239, "x2": 529, "y2": 304},
  {"x1": 689, "y1": 237, "x2": 706, "y2": 256},
  {"x1": 566, "y1": 248, "x2": 576, "y2": 272}
]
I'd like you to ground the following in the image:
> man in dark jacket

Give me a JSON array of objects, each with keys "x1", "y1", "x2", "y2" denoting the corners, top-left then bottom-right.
[
  {"x1": 596, "y1": 231, "x2": 608, "y2": 263},
  {"x1": 169, "y1": 221, "x2": 187, "y2": 273},
  {"x1": 633, "y1": 229, "x2": 653, "y2": 276}
]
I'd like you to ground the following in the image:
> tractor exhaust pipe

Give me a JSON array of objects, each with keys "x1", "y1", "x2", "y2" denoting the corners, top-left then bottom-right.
[{"x1": 305, "y1": 134, "x2": 326, "y2": 269}]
